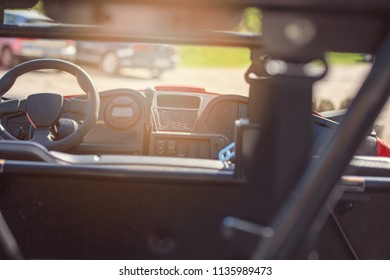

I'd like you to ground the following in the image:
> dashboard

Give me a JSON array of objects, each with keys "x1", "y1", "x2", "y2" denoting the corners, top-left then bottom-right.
[
  {"x1": 2, "y1": 86, "x2": 248, "y2": 159},
  {"x1": 1, "y1": 85, "x2": 377, "y2": 160},
  {"x1": 3, "y1": 84, "x2": 355, "y2": 160}
]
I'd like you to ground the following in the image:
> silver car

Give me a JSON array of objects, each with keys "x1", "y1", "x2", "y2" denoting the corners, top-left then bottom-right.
[
  {"x1": 0, "y1": 9, "x2": 76, "y2": 68},
  {"x1": 76, "y1": 41, "x2": 178, "y2": 78}
]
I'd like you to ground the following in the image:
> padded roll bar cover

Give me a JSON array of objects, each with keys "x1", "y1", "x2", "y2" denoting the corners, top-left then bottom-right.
[
  {"x1": 0, "y1": 141, "x2": 57, "y2": 162},
  {"x1": 1, "y1": 0, "x2": 38, "y2": 9}
]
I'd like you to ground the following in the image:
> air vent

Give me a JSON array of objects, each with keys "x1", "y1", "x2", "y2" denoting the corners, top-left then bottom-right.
[{"x1": 154, "y1": 107, "x2": 200, "y2": 131}]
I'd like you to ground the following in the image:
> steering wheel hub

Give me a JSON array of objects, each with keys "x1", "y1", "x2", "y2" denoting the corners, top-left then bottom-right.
[{"x1": 26, "y1": 93, "x2": 63, "y2": 128}]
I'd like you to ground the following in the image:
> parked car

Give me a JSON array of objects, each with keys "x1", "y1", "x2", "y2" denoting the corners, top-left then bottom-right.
[
  {"x1": 0, "y1": 9, "x2": 76, "y2": 68},
  {"x1": 76, "y1": 41, "x2": 178, "y2": 77}
]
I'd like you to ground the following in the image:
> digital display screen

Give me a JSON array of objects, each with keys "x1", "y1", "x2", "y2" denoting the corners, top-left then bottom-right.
[{"x1": 111, "y1": 106, "x2": 134, "y2": 117}]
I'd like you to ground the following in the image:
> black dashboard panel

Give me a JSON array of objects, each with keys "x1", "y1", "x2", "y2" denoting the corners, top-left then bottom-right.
[
  {"x1": 153, "y1": 94, "x2": 202, "y2": 131},
  {"x1": 78, "y1": 88, "x2": 147, "y2": 155},
  {"x1": 1, "y1": 87, "x2": 250, "y2": 159},
  {"x1": 149, "y1": 90, "x2": 245, "y2": 158},
  {"x1": 1, "y1": 87, "x2": 349, "y2": 160},
  {"x1": 149, "y1": 132, "x2": 229, "y2": 159},
  {"x1": 152, "y1": 90, "x2": 213, "y2": 132},
  {"x1": 47, "y1": 87, "x2": 247, "y2": 158},
  {"x1": 196, "y1": 94, "x2": 248, "y2": 142}
]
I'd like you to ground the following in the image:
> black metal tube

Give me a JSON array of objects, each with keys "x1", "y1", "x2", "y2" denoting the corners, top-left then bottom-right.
[
  {"x1": 0, "y1": 212, "x2": 23, "y2": 260},
  {"x1": 339, "y1": 176, "x2": 390, "y2": 192},
  {"x1": 252, "y1": 30, "x2": 390, "y2": 259},
  {"x1": 364, "y1": 179, "x2": 390, "y2": 191},
  {"x1": 0, "y1": 25, "x2": 262, "y2": 48}
]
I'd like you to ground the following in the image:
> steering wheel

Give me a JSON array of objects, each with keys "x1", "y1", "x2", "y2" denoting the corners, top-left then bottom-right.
[{"x1": 0, "y1": 59, "x2": 100, "y2": 151}]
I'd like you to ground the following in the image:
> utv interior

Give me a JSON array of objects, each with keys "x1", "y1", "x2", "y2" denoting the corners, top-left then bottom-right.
[{"x1": 0, "y1": 0, "x2": 390, "y2": 260}]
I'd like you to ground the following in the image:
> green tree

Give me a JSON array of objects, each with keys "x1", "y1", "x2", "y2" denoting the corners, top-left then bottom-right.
[
  {"x1": 235, "y1": 8, "x2": 261, "y2": 33},
  {"x1": 32, "y1": 1, "x2": 44, "y2": 14}
]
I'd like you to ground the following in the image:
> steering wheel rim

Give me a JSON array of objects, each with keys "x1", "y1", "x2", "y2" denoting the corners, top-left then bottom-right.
[{"x1": 0, "y1": 58, "x2": 100, "y2": 151}]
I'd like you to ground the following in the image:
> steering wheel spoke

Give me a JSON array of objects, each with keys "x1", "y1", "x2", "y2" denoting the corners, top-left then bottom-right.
[
  {"x1": 0, "y1": 99, "x2": 26, "y2": 117},
  {"x1": 30, "y1": 128, "x2": 54, "y2": 146},
  {"x1": 62, "y1": 98, "x2": 90, "y2": 115}
]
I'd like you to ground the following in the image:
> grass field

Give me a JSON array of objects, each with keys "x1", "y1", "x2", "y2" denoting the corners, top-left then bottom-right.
[
  {"x1": 325, "y1": 52, "x2": 367, "y2": 64},
  {"x1": 178, "y1": 46, "x2": 251, "y2": 68},
  {"x1": 178, "y1": 46, "x2": 367, "y2": 68}
]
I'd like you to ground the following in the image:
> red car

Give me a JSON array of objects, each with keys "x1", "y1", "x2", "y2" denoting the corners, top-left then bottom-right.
[{"x1": 0, "y1": 9, "x2": 76, "y2": 67}]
